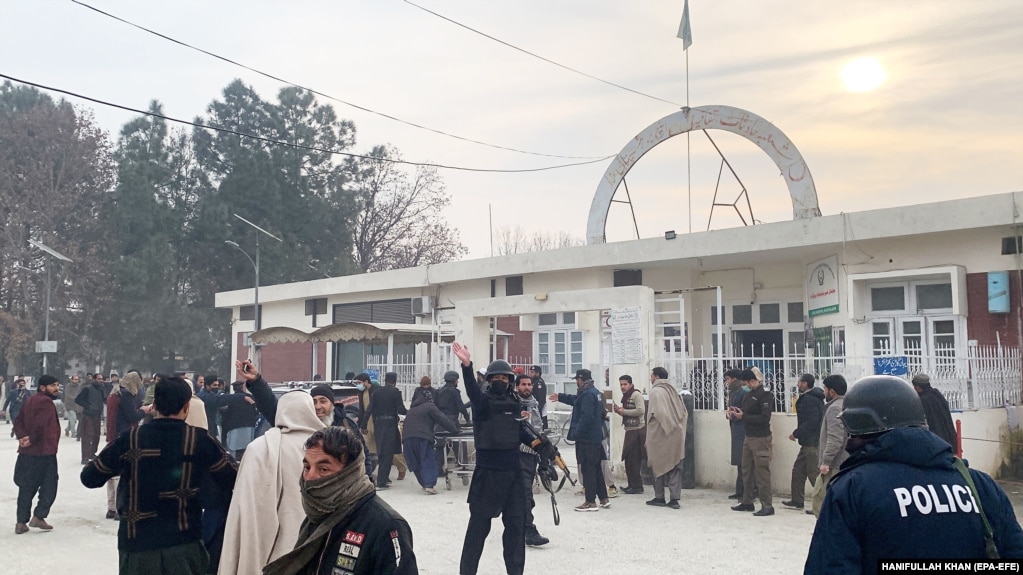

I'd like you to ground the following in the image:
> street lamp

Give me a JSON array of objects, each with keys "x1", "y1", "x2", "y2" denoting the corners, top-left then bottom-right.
[
  {"x1": 26, "y1": 239, "x2": 73, "y2": 374},
  {"x1": 225, "y1": 214, "x2": 282, "y2": 359}
]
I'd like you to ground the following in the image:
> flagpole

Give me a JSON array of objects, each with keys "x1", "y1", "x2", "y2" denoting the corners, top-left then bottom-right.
[
  {"x1": 679, "y1": 0, "x2": 693, "y2": 234},
  {"x1": 686, "y1": 48, "x2": 691, "y2": 234}
]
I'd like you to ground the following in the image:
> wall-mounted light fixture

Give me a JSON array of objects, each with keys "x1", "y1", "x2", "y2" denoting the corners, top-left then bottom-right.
[{"x1": 664, "y1": 230, "x2": 677, "y2": 240}]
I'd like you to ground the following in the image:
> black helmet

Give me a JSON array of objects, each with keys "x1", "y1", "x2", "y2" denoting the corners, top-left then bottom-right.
[
  {"x1": 841, "y1": 376, "x2": 927, "y2": 436},
  {"x1": 484, "y1": 360, "x2": 514, "y2": 380},
  {"x1": 443, "y1": 370, "x2": 459, "y2": 383}
]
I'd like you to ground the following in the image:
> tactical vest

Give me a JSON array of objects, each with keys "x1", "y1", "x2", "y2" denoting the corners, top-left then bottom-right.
[{"x1": 475, "y1": 392, "x2": 521, "y2": 451}]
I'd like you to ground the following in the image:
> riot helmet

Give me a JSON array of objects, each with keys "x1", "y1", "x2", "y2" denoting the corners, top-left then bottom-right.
[
  {"x1": 841, "y1": 375, "x2": 927, "y2": 437},
  {"x1": 484, "y1": 360, "x2": 515, "y2": 381}
]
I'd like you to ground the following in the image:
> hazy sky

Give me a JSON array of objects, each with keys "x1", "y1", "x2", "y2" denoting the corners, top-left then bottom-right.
[{"x1": 3, "y1": 0, "x2": 1022, "y2": 258}]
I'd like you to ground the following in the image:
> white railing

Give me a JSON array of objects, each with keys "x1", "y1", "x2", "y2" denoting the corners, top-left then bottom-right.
[
  {"x1": 366, "y1": 353, "x2": 460, "y2": 402},
  {"x1": 657, "y1": 344, "x2": 1021, "y2": 412}
]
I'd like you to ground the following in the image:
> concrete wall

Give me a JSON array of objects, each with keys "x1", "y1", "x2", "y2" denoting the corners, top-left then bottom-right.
[{"x1": 651, "y1": 407, "x2": 1010, "y2": 497}]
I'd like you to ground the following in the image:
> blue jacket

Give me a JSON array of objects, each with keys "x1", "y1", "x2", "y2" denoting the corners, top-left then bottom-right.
[
  {"x1": 804, "y1": 427, "x2": 1023, "y2": 575},
  {"x1": 558, "y1": 384, "x2": 604, "y2": 444}
]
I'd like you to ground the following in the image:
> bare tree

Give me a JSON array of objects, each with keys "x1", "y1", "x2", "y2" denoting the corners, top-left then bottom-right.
[
  {"x1": 493, "y1": 225, "x2": 583, "y2": 256},
  {"x1": 348, "y1": 146, "x2": 467, "y2": 272}
]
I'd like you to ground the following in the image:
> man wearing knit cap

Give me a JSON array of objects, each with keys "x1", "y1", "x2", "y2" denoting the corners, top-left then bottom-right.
[
  {"x1": 911, "y1": 373, "x2": 957, "y2": 448},
  {"x1": 310, "y1": 384, "x2": 339, "y2": 428}
]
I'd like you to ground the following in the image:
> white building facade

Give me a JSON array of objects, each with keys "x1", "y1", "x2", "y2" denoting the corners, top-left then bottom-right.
[{"x1": 216, "y1": 192, "x2": 1023, "y2": 486}]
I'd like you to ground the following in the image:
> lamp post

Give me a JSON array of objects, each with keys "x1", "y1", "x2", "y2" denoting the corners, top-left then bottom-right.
[
  {"x1": 26, "y1": 239, "x2": 73, "y2": 374},
  {"x1": 225, "y1": 214, "x2": 282, "y2": 360}
]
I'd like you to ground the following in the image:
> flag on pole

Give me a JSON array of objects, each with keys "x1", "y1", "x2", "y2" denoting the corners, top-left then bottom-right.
[{"x1": 677, "y1": 0, "x2": 693, "y2": 50}]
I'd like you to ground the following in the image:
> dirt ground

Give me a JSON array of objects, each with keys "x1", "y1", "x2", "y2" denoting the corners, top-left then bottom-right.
[{"x1": 1, "y1": 424, "x2": 1020, "y2": 574}]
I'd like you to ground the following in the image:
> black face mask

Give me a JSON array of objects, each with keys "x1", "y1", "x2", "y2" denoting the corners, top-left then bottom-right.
[{"x1": 488, "y1": 379, "x2": 509, "y2": 395}]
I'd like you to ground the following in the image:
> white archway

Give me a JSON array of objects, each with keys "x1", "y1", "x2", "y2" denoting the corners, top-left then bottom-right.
[{"x1": 587, "y1": 105, "x2": 821, "y2": 244}]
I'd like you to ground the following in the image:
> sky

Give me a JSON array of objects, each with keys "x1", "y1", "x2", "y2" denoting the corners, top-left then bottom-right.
[{"x1": 3, "y1": 0, "x2": 1022, "y2": 259}]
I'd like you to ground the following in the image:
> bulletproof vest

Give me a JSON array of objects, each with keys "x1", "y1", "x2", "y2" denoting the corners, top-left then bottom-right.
[{"x1": 475, "y1": 391, "x2": 521, "y2": 450}]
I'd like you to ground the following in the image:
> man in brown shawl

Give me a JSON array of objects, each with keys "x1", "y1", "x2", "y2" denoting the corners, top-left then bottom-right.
[{"x1": 644, "y1": 367, "x2": 688, "y2": 509}]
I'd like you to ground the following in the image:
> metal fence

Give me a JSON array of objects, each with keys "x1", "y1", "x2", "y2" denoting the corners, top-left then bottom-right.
[{"x1": 659, "y1": 344, "x2": 1022, "y2": 412}]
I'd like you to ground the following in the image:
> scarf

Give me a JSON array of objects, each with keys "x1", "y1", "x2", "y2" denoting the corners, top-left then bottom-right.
[
  {"x1": 621, "y1": 386, "x2": 637, "y2": 406},
  {"x1": 264, "y1": 451, "x2": 376, "y2": 575}
]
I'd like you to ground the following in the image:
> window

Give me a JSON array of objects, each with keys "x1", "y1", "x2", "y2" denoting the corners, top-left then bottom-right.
[
  {"x1": 305, "y1": 298, "x2": 327, "y2": 316},
  {"x1": 570, "y1": 332, "x2": 583, "y2": 372},
  {"x1": 916, "y1": 284, "x2": 952, "y2": 310},
  {"x1": 871, "y1": 287, "x2": 905, "y2": 312},
  {"x1": 535, "y1": 313, "x2": 584, "y2": 377},
  {"x1": 710, "y1": 306, "x2": 725, "y2": 325},
  {"x1": 732, "y1": 304, "x2": 752, "y2": 324},
  {"x1": 759, "y1": 303, "x2": 780, "y2": 324},
  {"x1": 787, "y1": 302, "x2": 804, "y2": 323},
  {"x1": 333, "y1": 299, "x2": 414, "y2": 324},
  {"x1": 613, "y1": 269, "x2": 642, "y2": 287},
  {"x1": 505, "y1": 276, "x2": 523, "y2": 296},
  {"x1": 871, "y1": 321, "x2": 893, "y2": 355},
  {"x1": 788, "y1": 331, "x2": 806, "y2": 355},
  {"x1": 239, "y1": 305, "x2": 261, "y2": 322}
]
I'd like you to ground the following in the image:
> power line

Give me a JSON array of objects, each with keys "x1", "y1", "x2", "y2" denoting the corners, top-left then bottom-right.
[
  {"x1": 0, "y1": 73, "x2": 613, "y2": 174},
  {"x1": 403, "y1": 0, "x2": 684, "y2": 108},
  {"x1": 70, "y1": 0, "x2": 607, "y2": 161}
]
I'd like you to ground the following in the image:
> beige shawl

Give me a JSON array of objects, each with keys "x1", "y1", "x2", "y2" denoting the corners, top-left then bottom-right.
[
  {"x1": 220, "y1": 392, "x2": 327, "y2": 575},
  {"x1": 644, "y1": 379, "x2": 688, "y2": 477}
]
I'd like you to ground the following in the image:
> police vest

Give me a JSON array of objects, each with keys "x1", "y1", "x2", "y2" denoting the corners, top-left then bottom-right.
[{"x1": 475, "y1": 392, "x2": 521, "y2": 451}]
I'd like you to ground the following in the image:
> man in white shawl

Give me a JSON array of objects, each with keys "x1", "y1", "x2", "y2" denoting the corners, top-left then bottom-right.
[
  {"x1": 219, "y1": 391, "x2": 326, "y2": 574},
  {"x1": 644, "y1": 367, "x2": 688, "y2": 510}
]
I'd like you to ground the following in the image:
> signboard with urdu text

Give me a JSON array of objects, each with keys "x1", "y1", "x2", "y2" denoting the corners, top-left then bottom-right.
[{"x1": 806, "y1": 256, "x2": 839, "y2": 317}]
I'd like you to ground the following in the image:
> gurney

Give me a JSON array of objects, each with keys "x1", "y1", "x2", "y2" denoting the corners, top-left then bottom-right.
[{"x1": 437, "y1": 425, "x2": 475, "y2": 490}]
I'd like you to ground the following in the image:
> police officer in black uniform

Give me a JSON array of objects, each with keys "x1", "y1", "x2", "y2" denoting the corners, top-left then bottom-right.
[
  {"x1": 804, "y1": 375, "x2": 1023, "y2": 574},
  {"x1": 453, "y1": 342, "x2": 549, "y2": 575}
]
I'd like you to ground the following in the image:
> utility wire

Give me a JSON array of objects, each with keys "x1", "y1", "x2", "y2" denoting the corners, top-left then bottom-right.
[
  {"x1": 403, "y1": 0, "x2": 683, "y2": 108},
  {"x1": 0, "y1": 73, "x2": 613, "y2": 174},
  {"x1": 70, "y1": 0, "x2": 606, "y2": 160}
]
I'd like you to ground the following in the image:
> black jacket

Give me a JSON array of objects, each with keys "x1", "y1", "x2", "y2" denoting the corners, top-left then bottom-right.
[
  {"x1": 369, "y1": 385, "x2": 406, "y2": 425},
  {"x1": 918, "y1": 386, "x2": 957, "y2": 448},
  {"x1": 805, "y1": 427, "x2": 1023, "y2": 574},
  {"x1": 75, "y1": 383, "x2": 106, "y2": 418},
  {"x1": 281, "y1": 493, "x2": 417, "y2": 575},
  {"x1": 740, "y1": 385, "x2": 773, "y2": 438},
  {"x1": 792, "y1": 387, "x2": 825, "y2": 447},
  {"x1": 435, "y1": 383, "x2": 470, "y2": 424},
  {"x1": 220, "y1": 392, "x2": 259, "y2": 434},
  {"x1": 81, "y1": 419, "x2": 237, "y2": 552}
]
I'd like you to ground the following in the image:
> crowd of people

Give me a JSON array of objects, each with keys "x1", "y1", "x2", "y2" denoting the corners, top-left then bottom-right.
[{"x1": 5, "y1": 351, "x2": 1023, "y2": 574}]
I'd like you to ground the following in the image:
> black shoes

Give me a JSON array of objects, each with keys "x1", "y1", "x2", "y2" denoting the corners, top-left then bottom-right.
[
  {"x1": 727, "y1": 493, "x2": 742, "y2": 500},
  {"x1": 731, "y1": 503, "x2": 755, "y2": 512},
  {"x1": 525, "y1": 527, "x2": 549, "y2": 547},
  {"x1": 667, "y1": 499, "x2": 680, "y2": 509},
  {"x1": 376, "y1": 484, "x2": 390, "y2": 490},
  {"x1": 781, "y1": 500, "x2": 804, "y2": 509},
  {"x1": 622, "y1": 487, "x2": 644, "y2": 495},
  {"x1": 646, "y1": 498, "x2": 667, "y2": 507},
  {"x1": 753, "y1": 507, "x2": 775, "y2": 517}
]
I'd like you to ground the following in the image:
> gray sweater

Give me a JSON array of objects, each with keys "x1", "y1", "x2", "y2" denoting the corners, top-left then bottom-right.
[{"x1": 403, "y1": 394, "x2": 459, "y2": 442}]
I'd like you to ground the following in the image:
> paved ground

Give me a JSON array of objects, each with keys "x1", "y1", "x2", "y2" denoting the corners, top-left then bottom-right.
[{"x1": 1, "y1": 424, "x2": 1020, "y2": 574}]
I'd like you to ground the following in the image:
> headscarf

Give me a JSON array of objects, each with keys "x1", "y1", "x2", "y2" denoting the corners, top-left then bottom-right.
[{"x1": 120, "y1": 371, "x2": 143, "y2": 396}]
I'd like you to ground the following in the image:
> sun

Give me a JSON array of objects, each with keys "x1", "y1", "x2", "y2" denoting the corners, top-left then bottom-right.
[{"x1": 840, "y1": 57, "x2": 887, "y2": 93}]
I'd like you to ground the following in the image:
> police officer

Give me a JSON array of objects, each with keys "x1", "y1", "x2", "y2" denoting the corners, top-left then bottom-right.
[
  {"x1": 804, "y1": 376, "x2": 1023, "y2": 574},
  {"x1": 453, "y1": 342, "x2": 548, "y2": 575}
]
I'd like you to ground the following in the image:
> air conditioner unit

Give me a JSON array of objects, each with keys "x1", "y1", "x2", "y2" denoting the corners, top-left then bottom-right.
[{"x1": 411, "y1": 296, "x2": 434, "y2": 316}]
